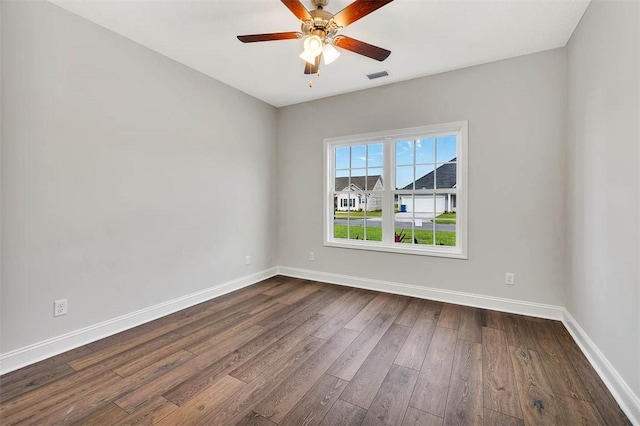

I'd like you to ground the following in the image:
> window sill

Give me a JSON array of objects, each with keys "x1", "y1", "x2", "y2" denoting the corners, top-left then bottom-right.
[{"x1": 324, "y1": 240, "x2": 468, "y2": 259}]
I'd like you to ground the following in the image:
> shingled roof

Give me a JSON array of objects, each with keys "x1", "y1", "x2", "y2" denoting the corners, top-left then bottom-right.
[
  {"x1": 335, "y1": 175, "x2": 382, "y2": 191},
  {"x1": 402, "y1": 160, "x2": 457, "y2": 190}
]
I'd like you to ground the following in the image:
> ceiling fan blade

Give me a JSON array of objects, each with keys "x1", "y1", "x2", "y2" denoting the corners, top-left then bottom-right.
[
  {"x1": 333, "y1": 36, "x2": 391, "y2": 61},
  {"x1": 332, "y1": 0, "x2": 394, "y2": 27},
  {"x1": 304, "y1": 56, "x2": 321, "y2": 74},
  {"x1": 237, "y1": 32, "x2": 302, "y2": 43},
  {"x1": 281, "y1": 0, "x2": 312, "y2": 21}
]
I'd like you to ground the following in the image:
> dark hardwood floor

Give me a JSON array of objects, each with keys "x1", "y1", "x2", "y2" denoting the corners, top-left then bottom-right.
[{"x1": 0, "y1": 276, "x2": 630, "y2": 425}]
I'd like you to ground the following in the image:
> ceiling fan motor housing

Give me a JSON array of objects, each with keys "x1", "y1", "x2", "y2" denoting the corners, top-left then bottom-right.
[{"x1": 301, "y1": 8, "x2": 338, "y2": 42}]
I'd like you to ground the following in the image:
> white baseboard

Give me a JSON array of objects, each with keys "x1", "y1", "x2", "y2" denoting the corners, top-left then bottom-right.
[
  {"x1": 562, "y1": 310, "x2": 640, "y2": 425},
  {"x1": 0, "y1": 267, "x2": 278, "y2": 375},
  {"x1": 277, "y1": 266, "x2": 564, "y2": 320},
  {"x1": 277, "y1": 266, "x2": 639, "y2": 425}
]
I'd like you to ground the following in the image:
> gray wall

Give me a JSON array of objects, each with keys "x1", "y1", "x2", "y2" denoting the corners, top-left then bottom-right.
[
  {"x1": 277, "y1": 49, "x2": 567, "y2": 306},
  {"x1": 566, "y1": 0, "x2": 640, "y2": 397},
  {"x1": 0, "y1": 1, "x2": 278, "y2": 352}
]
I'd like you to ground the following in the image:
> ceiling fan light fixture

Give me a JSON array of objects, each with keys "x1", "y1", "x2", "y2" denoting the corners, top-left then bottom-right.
[
  {"x1": 322, "y1": 43, "x2": 340, "y2": 65},
  {"x1": 303, "y1": 34, "x2": 324, "y2": 56},
  {"x1": 299, "y1": 49, "x2": 318, "y2": 65}
]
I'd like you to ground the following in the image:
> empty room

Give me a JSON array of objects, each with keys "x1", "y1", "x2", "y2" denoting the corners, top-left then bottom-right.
[{"x1": 1, "y1": 0, "x2": 638, "y2": 424}]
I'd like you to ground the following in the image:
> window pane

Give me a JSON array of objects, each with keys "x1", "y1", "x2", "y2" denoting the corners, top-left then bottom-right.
[
  {"x1": 415, "y1": 138, "x2": 435, "y2": 164},
  {"x1": 367, "y1": 168, "x2": 383, "y2": 190},
  {"x1": 436, "y1": 135, "x2": 457, "y2": 163},
  {"x1": 351, "y1": 145, "x2": 366, "y2": 169},
  {"x1": 434, "y1": 162, "x2": 456, "y2": 189},
  {"x1": 364, "y1": 193, "x2": 382, "y2": 241},
  {"x1": 367, "y1": 143, "x2": 383, "y2": 168},
  {"x1": 414, "y1": 165, "x2": 435, "y2": 190},
  {"x1": 396, "y1": 166, "x2": 413, "y2": 189},
  {"x1": 395, "y1": 194, "x2": 412, "y2": 244},
  {"x1": 413, "y1": 194, "x2": 435, "y2": 246},
  {"x1": 334, "y1": 169, "x2": 349, "y2": 191},
  {"x1": 434, "y1": 210, "x2": 456, "y2": 246},
  {"x1": 335, "y1": 146, "x2": 350, "y2": 169},
  {"x1": 395, "y1": 140, "x2": 414, "y2": 165}
]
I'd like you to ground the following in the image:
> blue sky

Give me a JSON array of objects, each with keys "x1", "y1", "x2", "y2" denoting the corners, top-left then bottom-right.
[{"x1": 335, "y1": 135, "x2": 457, "y2": 189}]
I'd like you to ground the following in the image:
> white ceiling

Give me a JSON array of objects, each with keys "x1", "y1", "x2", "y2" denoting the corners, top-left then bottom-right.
[{"x1": 48, "y1": 0, "x2": 590, "y2": 107}]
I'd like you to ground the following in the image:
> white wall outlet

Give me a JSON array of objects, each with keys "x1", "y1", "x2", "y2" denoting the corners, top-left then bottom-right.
[
  {"x1": 245, "y1": 255, "x2": 251, "y2": 265},
  {"x1": 309, "y1": 251, "x2": 315, "y2": 261},
  {"x1": 505, "y1": 273, "x2": 515, "y2": 285},
  {"x1": 54, "y1": 299, "x2": 68, "y2": 317}
]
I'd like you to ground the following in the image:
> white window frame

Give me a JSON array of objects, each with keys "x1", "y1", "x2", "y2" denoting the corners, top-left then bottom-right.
[{"x1": 324, "y1": 121, "x2": 468, "y2": 259}]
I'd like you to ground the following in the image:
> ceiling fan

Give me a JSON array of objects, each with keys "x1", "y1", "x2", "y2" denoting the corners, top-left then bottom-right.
[{"x1": 237, "y1": 0, "x2": 393, "y2": 75}]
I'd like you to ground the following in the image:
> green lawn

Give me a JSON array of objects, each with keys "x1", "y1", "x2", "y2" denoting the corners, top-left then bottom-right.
[
  {"x1": 434, "y1": 212, "x2": 456, "y2": 224},
  {"x1": 334, "y1": 225, "x2": 456, "y2": 246}
]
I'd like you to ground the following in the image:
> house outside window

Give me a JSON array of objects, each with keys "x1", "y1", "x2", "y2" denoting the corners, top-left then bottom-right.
[{"x1": 324, "y1": 122, "x2": 468, "y2": 258}]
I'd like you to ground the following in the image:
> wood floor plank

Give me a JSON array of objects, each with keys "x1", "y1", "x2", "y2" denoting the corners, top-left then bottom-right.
[
  {"x1": 530, "y1": 320, "x2": 591, "y2": 401},
  {"x1": 253, "y1": 328, "x2": 358, "y2": 422},
  {"x1": 458, "y1": 307, "x2": 482, "y2": 343},
  {"x1": 482, "y1": 327, "x2": 523, "y2": 420},
  {"x1": 174, "y1": 294, "x2": 271, "y2": 336},
  {"x1": 319, "y1": 399, "x2": 367, "y2": 426},
  {"x1": 110, "y1": 332, "x2": 187, "y2": 377},
  {"x1": 402, "y1": 406, "x2": 443, "y2": 426},
  {"x1": 229, "y1": 314, "x2": 331, "y2": 384},
  {"x1": 509, "y1": 346, "x2": 560, "y2": 425},
  {"x1": 274, "y1": 281, "x2": 322, "y2": 305},
  {"x1": 394, "y1": 298, "x2": 424, "y2": 327},
  {"x1": 122, "y1": 395, "x2": 178, "y2": 425},
  {"x1": 503, "y1": 314, "x2": 537, "y2": 350},
  {"x1": 110, "y1": 351, "x2": 201, "y2": 414},
  {"x1": 259, "y1": 291, "x2": 330, "y2": 327},
  {"x1": 436, "y1": 303, "x2": 461, "y2": 329},
  {"x1": 279, "y1": 374, "x2": 349, "y2": 426},
  {"x1": 327, "y1": 313, "x2": 395, "y2": 381},
  {"x1": 26, "y1": 349, "x2": 194, "y2": 425},
  {"x1": 193, "y1": 336, "x2": 327, "y2": 426},
  {"x1": 482, "y1": 408, "x2": 525, "y2": 426},
  {"x1": 554, "y1": 394, "x2": 606, "y2": 425},
  {"x1": 551, "y1": 322, "x2": 631, "y2": 425},
  {"x1": 339, "y1": 324, "x2": 411, "y2": 409},
  {"x1": 285, "y1": 289, "x2": 346, "y2": 326},
  {"x1": 314, "y1": 289, "x2": 378, "y2": 340},
  {"x1": 443, "y1": 340, "x2": 483, "y2": 426},
  {"x1": 262, "y1": 279, "x2": 304, "y2": 297},
  {"x1": 186, "y1": 324, "x2": 264, "y2": 356},
  {"x1": 380, "y1": 293, "x2": 412, "y2": 316},
  {"x1": 345, "y1": 292, "x2": 393, "y2": 331},
  {"x1": 394, "y1": 309, "x2": 437, "y2": 371},
  {"x1": 236, "y1": 411, "x2": 279, "y2": 426},
  {"x1": 0, "y1": 345, "x2": 92, "y2": 394},
  {"x1": 163, "y1": 322, "x2": 297, "y2": 406},
  {"x1": 70, "y1": 402, "x2": 129, "y2": 425},
  {"x1": 481, "y1": 310, "x2": 505, "y2": 330},
  {"x1": 155, "y1": 375, "x2": 245, "y2": 425},
  {"x1": 0, "y1": 368, "x2": 122, "y2": 423},
  {"x1": 0, "y1": 362, "x2": 76, "y2": 402},
  {"x1": 409, "y1": 326, "x2": 457, "y2": 417},
  {"x1": 362, "y1": 364, "x2": 419, "y2": 426}
]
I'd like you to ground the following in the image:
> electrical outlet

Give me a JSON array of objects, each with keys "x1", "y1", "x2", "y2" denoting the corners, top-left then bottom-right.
[
  {"x1": 245, "y1": 255, "x2": 251, "y2": 265},
  {"x1": 309, "y1": 251, "x2": 315, "y2": 261},
  {"x1": 54, "y1": 299, "x2": 68, "y2": 317},
  {"x1": 505, "y1": 273, "x2": 515, "y2": 285}
]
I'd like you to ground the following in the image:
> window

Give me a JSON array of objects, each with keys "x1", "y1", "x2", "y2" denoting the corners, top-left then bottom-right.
[{"x1": 324, "y1": 122, "x2": 468, "y2": 258}]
